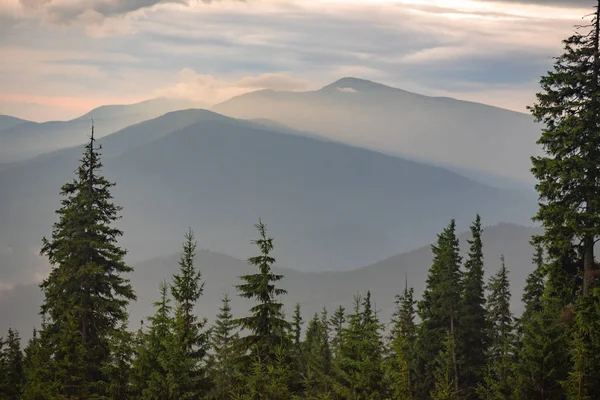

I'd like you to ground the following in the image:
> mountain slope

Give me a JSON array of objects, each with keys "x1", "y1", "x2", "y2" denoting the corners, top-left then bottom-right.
[
  {"x1": 0, "y1": 223, "x2": 542, "y2": 340},
  {"x1": 212, "y1": 77, "x2": 542, "y2": 186},
  {"x1": 0, "y1": 97, "x2": 201, "y2": 163},
  {"x1": 0, "y1": 109, "x2": 536, "y2": 285},
  {"x1": 0, "y1": 115, "x2": 29, "y2": 132}
]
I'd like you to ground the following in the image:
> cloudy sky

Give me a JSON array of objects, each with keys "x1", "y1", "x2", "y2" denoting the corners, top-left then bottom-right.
[{"x1": 0, "y1": 0, "x2": 594, "y2": 121}]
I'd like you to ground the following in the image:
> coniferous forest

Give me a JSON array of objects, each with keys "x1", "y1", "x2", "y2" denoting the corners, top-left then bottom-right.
[{"x1": 3, "y1": 3, "x2": 600, "y2": 400}]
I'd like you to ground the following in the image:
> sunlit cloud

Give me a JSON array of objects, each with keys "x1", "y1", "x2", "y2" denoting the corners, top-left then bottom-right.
[{"x1": 0, "y1": 0, "x2": 593, "y2": 120}]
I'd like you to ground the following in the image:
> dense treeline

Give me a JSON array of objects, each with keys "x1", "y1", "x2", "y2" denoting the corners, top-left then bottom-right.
[{"x1": 3, "y1": 2, "x2": 600, "y2": 399}]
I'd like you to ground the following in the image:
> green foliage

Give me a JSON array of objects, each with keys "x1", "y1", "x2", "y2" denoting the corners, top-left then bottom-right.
[
  {"x1": 478, "y1": 257, "x2": 515, "y2": 400},
  {"x1": 431, "y1": 332, "x2": 459, "y2": 400},
  {"x1": 329, "y1": 305, "x2": 345, "y2": 360},
  {"x1": 233, "y1": 220, "x2": 290, "y2": 361},
  {"x1": 416, "y1": 220, "x2": 462, "y2": 399},
  {"x1": 385, "y1": 280, "x2": 416, "y2": 400},
  {"x1": 514, "y1": 246, "x2": 570, "y2": 400},
  {"x1": 302, "y1": 309, "x2": 333, "y2": 397},
  {"x1": 131, "y1": 281, "x2": 172, "y2": 399},
  {"x1": 0, "y1": 328, "x2": 25, "y2": 399},
  {"x1": 21, "y1": 324, "x2": 55, "y2": 400},
  {"x1": 562, "y1": 290, "x2": 600, "y2": 400},
  {"x1": 165, "y1": 229, "x2": 210, "y2": 398},
  {"x1": 38, "y1": 129, "x2": 135, "y2": 397},
  {"x1": 207, "y1": 294, "x2": 241, "y2": 399},
  {"x1": 459, "y1": 215, "x2": 489, "y2": 399},
  {"x1": 333, "y1": 292, "x2": 386, "y2": 399}
]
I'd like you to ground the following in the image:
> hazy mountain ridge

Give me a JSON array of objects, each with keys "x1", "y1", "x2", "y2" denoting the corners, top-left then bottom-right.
[
  {"x1": 0, "y1": 223, "x2": 542, "y2": 340},
  {"x1": 212, "y1": 77, "x2": 542, "y2": 186},
  {"x1": 0, "y1": 97, "x2": 201, "y2": 163},
  {"x1": 0, "y1": 108, "x2": 536, "y2": 286},
  {"x1": 0, "y1": 115, "x2": 29, "y2": 132}
]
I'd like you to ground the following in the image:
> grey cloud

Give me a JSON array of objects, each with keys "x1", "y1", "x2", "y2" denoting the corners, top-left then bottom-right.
[
  {"x1": 481, "y1": 0, "x2": 593, "y2": 7},
  {"x1": 18, "y1": 0, "x2": 234, "y2": 24}
]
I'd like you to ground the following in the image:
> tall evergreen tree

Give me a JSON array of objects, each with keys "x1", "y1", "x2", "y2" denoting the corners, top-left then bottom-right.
[
  {"x1": 0, "y1": 328, "x2": 25, "y2": 399},
  {"x1": 529, "y1": 0, "x2": 600, "y2": 300},
  {"x1": 165, "y1": 229, "x2": 210, "y2": 398},
  {"x1": 459, "y1": 215, "x2": 489, "y2": 399},
  {"x1": 515, "y1": 245, "x2": 569, "y2": 400},
  {"x1": 21, "y1": 319, "x2": 55, "y2": 399},
  {"x1": 233, "y1": 220, "x2": 290, "y2": 361},
  {"x1": 330, "y1": 305, "x2": 346, "y2": 360},
  {"x1": 132, "y1": 281, "x2": 172, "y2": 399},
  {"x1": 333, "y1": 292, "x2": 386, "y2": 399},
  {"x1": 38, "y1": 125, "x2": 135, "y2": 398},
  {"x1": 386, "y1": 278, "x2": 417, "y2": 400},
  {"x1": 431, "y1": 332, "x2": 459, "y2": 400},
  {"x1": 208, "y1": 294, "x2": 241, "y2": 400},
  {"x1": 416, "y1": 220, "x2": 463, "y2": 399},
  {"x1": 478, "y1": 257, "x2": 515, "y2": 400}
]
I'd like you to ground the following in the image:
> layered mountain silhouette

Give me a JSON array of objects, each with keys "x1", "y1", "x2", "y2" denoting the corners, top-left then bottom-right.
[
  {"x1": 0, "y1": 108, "x2": 536, "y2": 287},
  {"x1": 0, "y1": 97, "x2": 202, "y2": 162},
  {"x1": 213, "y1": 77, "x2": 542, "y2": 187},
  {"x1": 0, "y1": 115, "x2": 28, "y2": 132},
  {"x1": 0, "y1": 223, "x2": 542, "y2": 340}
]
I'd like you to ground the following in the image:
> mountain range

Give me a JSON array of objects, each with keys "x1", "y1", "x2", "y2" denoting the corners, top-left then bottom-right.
[
  {"x1": 213, "y1": 77, "x2": 542, "y2": 188},
  {"x1": 0, "y1": 97, "x2": 202, "y2": 163},
  {"x1": 0, "y1": 107, "x2": 536, "y2": 286}
]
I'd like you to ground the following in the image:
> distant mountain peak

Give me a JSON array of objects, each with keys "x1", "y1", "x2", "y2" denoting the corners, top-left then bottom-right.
[{"x1": 319, "y1": 77, "x2": 401, "y2": 94}]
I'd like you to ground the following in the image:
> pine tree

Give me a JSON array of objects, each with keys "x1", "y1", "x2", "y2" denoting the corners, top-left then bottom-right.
[
  {"x1": 386, "y1": 278, "x2": 417, "y2": 400},
  {"x1": 562, "y1": 290, "x2": 600, "y2": 400},
  {"x1": 292, "y1": 303, "x2": 303, "y2": 348},
  {"x1": 100, "y1": 321, "x2": 135, "y2": 400},
  {"x1": 208, "y1": 294, "x2": 241, "y2": 399},
  {"x1": 459, "y1": 214, "x2": 489, "y2": 399},
  {"x1": 239, "y1": 345, "x2": 292, "y2": 400},
  {"x1": 0, "y1": 328, "x2": 25, "y2": 399},
  {"x1": 233, "y1": 220, "x2": 290, "y2": 361},
  {"x1": 416, "y1": 220, "x2": 463, "y2": 399},
  {"x1": 165, "y1": 229, "x2": 210, "y2": 398},
  {"x1": 38, "y1": 125, "x2": 135, "y2": 398},
  {"x1": 333, "y1": 292, "x2": 386, "y2": 399},
  {"x1": 21, "y1": 319, "x2": 55, "y2": 399},
  {"x1": 431, "y1": 332, "x2": 459, "y2": 400},
  {"x1": 529, "y1": 0, "x2": 600, "y2": 300},
  {"x1": 132, "y1": 281, "x2": 172, "y2": 399},
  {"x1": 515, "y1": 245, "x2": 569, "y2": 400},
  {"x1": 479, "y1": 257, "x2": 515, "y2": 399},
  {"x1": 302, "y1": 308, "x2": 333, "y2": 397},
  {"x1": 329, "y1": 305, "x2": 345, "y2": 360}
]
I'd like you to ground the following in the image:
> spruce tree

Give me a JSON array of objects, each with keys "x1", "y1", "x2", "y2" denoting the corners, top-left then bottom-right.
[
  {"x1": 165, "y1": 229, "x2": 210, "y2": 398},
  {"x1": 515, "y1": 245, "x2": 568, "y2": 400},
  {"x1": 329, "y1": 305, "x2": 345, "y2": 360},
  {"x1": 21, "y1": 320, "x2": 55, "y2": 399},
  {"x1": 416, "y1": 220, "x2": 463, "y2": 399},
  {"x1": 386, "y1": 279, "x2": 417, "y2": 400},
  {"x1": 100, "y1": 321, "x2": 135, "y2": 400},
  {"x1": 302, "y1": 308, "x2": 333, "y2": 397},
  {"x1": 233, "y1": 220, "x2": 290, "y2": 360},
  {"x1": 431, "y1": 332, "x2": 459, "y2": 400},
  {"x1": 132, "y1": 281, "x2": 172, "y2": 399},
  {"x1": 479, "y1": 257, "x2": 515, "y2": 399},
  {"x1": 333, "y1": 292, "x2": 386, "y2": 399},
  {"x1": 529, "y1": 0, "x2": 600, "y2": 300},
  {"x1": 208, "y1": 294, "x2": 241, "y2": 399},
  {"x1": 0, "y1": 328, "x2": 25, "y2": 399},
  {"x1": 459, "y1": 214, "x2": 488, "y2": 399},
  {"x1": 39, "y1": 125, "x2": 135, "y2": 397}
]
